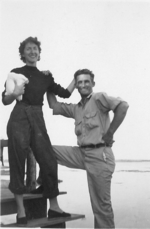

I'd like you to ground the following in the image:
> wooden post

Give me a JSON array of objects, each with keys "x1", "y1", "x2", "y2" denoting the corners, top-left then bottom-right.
[
  {"x1": 0, "y1": 139, "x2": 48, "y2": 220},
  {"x1": 0, "y1": 139, "x2": 8, "y2": 166},
  {"x1": 0, "y1": 140, "x2": 37, "y2": 191},
  {"x1": 26, "y1": 148, "x2": 37, "y2": 192}
]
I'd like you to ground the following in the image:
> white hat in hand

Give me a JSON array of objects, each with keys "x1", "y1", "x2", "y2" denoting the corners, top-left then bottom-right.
[{"x1": 5, "y1": 72, "x2": 29, "y2": 101}]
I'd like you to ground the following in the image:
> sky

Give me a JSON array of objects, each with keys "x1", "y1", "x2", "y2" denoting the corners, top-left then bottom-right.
[{"x1": 0, "y1": 0, "x2": 150, "y2": 160}]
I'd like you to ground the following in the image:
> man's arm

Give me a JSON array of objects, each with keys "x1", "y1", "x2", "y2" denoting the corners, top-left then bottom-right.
[
  {"x1": 102, "y1": 101, "x2": 129, "y2": 146},
  {"x1": 47, "y1": 92, "x2": 75, "y2": 118},
  {"x1": 47, "y1": 92, "x2": 57, "y2": 109}
]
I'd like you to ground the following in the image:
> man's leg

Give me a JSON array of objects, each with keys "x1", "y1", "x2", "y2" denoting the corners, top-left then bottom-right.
[
  {"x1": 53, "y1": 145, "x2": 86, "y2": 170},
  {"x1": 52, "y1": 146, "x2": 86, "y2": 215},
  {"x1": 85, "y1": 147, "x2": 115, "y2": 229}
]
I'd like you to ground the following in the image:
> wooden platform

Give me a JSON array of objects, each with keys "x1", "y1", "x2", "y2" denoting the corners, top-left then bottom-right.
[
  {"x1": 0, "y1": 188, "x2": 85, "y2": 228},
  {"x1": 0, "y1": 140, "x2": 86, "y2": 228},
  {"x1": 1, "y1": 214, "x2": 85, "y2": 228},
  {"x1": 1, "y1": 188, "x2": 67, "y2": 203},
  {"x1": 0, "y1": 188, "x2": 67, "y2": 217}
]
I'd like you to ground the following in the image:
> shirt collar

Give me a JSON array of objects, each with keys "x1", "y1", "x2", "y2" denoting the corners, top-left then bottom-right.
[{"x1": 78, "y1": 92, "x2": 93, "y2": 106}]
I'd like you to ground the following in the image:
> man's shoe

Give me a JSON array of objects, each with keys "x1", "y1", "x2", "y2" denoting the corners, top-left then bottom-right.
[
  {"x1": 48, "y1": 209, "x2": 71, "y2": 219},
  {"x1": 30, "y1": 185, "x2": 43, "y2": 194},
  {"x1": 16, "y1": 215, "x2": 27, "y2": 226}
]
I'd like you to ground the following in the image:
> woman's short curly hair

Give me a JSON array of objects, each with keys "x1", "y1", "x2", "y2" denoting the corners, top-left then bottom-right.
[
  {"x1": 19, "y1": 37, "x2": 42, "y2": 63},
  {"x1": 74, "y1": 69, "x2": 95, "y2": 81}
]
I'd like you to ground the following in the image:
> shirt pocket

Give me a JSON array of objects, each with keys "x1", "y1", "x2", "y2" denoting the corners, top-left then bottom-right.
[
  {"x1": 74, "y1": 120, "x2": 82, "y2": 136},
  {"x1": 84, "y1": 111, "x2": 99, "y2": 129}
]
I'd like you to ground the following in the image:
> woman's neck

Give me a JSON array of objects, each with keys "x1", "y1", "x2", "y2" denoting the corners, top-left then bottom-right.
[{"x1": 26, "y1": 62, "x2": 37, "y2": 67}]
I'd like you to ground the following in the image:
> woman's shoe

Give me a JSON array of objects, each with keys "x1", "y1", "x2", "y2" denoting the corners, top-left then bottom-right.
[
  {"x1": 48, "y1": 209, "x2": 71, "y2": 219},
  {"x1": 30, "y1": 185, "x2": 44, "y2": 194},
  {"x1": 16, "y1": 215, "x2": 27, "y2": 226}
]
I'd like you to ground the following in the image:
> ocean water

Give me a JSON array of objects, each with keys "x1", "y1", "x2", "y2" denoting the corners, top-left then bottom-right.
[{"x1": 115, "y1": 160, "x2": 150, "y2": 172}]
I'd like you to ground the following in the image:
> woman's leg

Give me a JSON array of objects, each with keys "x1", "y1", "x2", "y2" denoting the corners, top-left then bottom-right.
[
  {"x1": 49, "y1": 197, "x2": 63, "y2": 212},
  {"x1": 29, "y1": 107, "x2": 59, "y2": 198},
  {"x1": 7, "y1": 105, "x2": 30, "y2": 221},
  {"x1": 14, "y1": 194, "x2": 26, "y2": 218}
]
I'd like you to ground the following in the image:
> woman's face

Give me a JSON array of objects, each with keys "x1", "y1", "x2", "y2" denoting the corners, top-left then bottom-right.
[{"x1": 22, "y1": 42, "x2": 40, "y2": 66}]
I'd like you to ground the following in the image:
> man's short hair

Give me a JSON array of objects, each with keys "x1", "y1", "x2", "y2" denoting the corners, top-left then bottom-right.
[
  {"x1": 19, "y1": 37, "x2": 41, "y2": 63},
  {"x1": 74, "y1": 69, "x2": 95, "y2": 81}
]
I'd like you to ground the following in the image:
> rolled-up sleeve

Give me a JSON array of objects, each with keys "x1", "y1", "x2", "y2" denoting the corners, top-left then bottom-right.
[
  {"x1": 53, "y1": 102, "x2": 75, "y2": 119},
  {"x1": 94, "y1": 92, "x2": 124, "y2": 112}
]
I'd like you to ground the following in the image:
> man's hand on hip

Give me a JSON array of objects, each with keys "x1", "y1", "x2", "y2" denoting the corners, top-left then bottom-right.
[{"x1": 102, "y1": 132, "x2": 115, "y2": 147}]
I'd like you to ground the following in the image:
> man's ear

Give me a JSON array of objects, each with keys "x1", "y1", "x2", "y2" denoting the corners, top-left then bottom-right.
[{"x1": 92, "y1": 81, "x2": 95, "y2": 87}]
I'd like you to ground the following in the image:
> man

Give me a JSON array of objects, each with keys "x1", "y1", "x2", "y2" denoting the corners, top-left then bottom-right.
[{"x1": 47, "y1": 69, "x2": 129, "y2": 228}]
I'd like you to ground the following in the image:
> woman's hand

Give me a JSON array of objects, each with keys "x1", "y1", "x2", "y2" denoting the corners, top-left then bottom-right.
[{"x1": 13, "y1": 84, "x2": 25, "y2": 98}]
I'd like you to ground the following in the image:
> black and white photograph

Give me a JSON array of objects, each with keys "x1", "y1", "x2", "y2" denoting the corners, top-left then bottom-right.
[{"x1": 0, "y1": 0, "x2": 150, "y2": 228}]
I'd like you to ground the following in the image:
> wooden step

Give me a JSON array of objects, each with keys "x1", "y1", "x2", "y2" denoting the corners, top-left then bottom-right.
[
  {"x1": 1, "y1": 188, "x2": 67, "y2": 203},
  {"x1": 0, "y1": 188, "x2": 67, "y2": 217},
  {"x1": 1, "y1": 214, "x2": 85, "y2": 228}
]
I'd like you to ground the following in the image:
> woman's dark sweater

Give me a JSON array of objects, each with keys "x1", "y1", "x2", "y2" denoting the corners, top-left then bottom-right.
[{"x1": 2, "y1": 65, "x2": 71, "y2": 106}]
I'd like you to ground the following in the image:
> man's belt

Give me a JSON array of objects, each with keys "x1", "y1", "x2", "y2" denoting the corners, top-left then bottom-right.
[{"x1": 80, "y1": 143, "x2": 106, "y2": 149}]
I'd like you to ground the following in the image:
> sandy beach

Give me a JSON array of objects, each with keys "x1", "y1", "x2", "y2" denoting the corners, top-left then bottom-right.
[
  {"x1": 56, "y1": 161, "x2": 150, "y2": 228},
  {"x1": 1, "y1": 161, "x2": 150, "y2": 228}
]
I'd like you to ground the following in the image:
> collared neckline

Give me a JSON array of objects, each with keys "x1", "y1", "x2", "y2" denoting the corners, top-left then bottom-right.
[{"x1": 78, "y1": 93, "x2": 93, "y2": 106}]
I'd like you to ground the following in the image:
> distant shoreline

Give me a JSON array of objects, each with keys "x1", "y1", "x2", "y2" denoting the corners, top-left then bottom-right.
[
  {"x1": 2, "y1": 159, "x2": 150, "y2": 164},
  {"x1": 116, "y1": 160, "x2": 150, "y2": 162}
]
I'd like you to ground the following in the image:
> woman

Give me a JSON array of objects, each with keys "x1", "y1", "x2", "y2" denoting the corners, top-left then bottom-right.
[{"x1": 2, "y1": 37, "x2": 75, "y2": 225}]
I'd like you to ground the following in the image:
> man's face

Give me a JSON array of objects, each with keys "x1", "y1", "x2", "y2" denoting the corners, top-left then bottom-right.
[
  {"x1": 75, "y1": 74, "x2": 95, "y2": 97},
  {"x1": 22, "y1": 42, "x2": 40, "y2": 65}
]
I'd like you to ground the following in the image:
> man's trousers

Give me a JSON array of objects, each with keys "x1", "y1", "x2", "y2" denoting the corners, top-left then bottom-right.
[{"x1": 53, "y1": 145, "x2": 115, "y2": 229}]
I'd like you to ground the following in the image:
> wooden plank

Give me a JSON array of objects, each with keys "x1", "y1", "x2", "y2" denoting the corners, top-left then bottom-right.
[
  {"x1": 0, "y1": 140, "x2": 8, "y2": 166},
  {"x1": 0, "y1": 194, "x2": 47, "y2": 217},
  {"x1": 0, "y1": 170, "x2": 9, "y2": 175},
  {"x1": 0, "y1": 140, "x2": 8, "y2": 147},
  {"x1": 1, "y1": 214, "x2": 85, "y2": 228},
  {"x1": 42, "y1": 222, "x2": 66, "y2": 228},
  {"x1": 0, "y1": 189, "x2": 67, "y2": 216},
  {"x1": 0, "y1": 165, "x2": 9, "y2": 169},
  {"x1": 0, "y1": 189, "x2": 67, "y2": 202}
]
